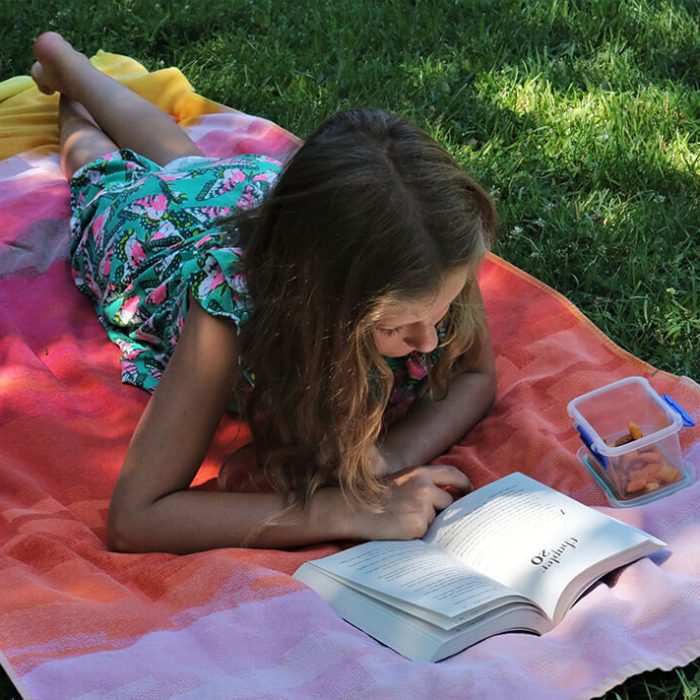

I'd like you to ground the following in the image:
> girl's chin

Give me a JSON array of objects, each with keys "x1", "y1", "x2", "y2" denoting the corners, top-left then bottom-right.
[{"x1": 376, "y1": 347, "x2": 410, "y2": 358}]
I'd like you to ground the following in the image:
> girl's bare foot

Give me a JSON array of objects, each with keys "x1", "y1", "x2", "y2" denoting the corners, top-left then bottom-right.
[{"x1": 31, "y1": 32, "x2": 90, "y2": 97}]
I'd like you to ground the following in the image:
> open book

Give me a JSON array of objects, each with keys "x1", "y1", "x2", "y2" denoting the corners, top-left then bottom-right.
[{"x1": 293, "y1": 472, "x2": 666, "y2": 662}]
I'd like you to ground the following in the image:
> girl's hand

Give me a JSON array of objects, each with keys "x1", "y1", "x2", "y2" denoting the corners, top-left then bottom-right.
[{"x1": 351, "y1": 464, "x2": 472, "y2": 541}]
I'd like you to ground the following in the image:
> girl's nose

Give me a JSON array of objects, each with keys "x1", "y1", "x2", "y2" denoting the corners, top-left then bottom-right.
[{"x1": 405, "y1": 322, "x2": 439, "y2": 354}]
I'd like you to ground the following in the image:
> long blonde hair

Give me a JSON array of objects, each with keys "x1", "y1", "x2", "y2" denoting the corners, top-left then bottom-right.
[{"x1": 235, "y1": 109, "x2": 497, "y2": 512}]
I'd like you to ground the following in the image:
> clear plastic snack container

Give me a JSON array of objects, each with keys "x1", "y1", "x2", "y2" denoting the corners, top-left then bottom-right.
[{"x1": 567, "y1": 376, "x2": 696, "y2": 507}]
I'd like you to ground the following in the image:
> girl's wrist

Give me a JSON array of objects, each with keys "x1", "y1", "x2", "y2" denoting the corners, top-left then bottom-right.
[{"x1": 311, "y1": 487, "x2": 363, "y2": 540}]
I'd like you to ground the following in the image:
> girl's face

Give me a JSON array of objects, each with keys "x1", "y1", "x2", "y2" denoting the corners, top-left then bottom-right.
[{"x1": 372, "y1": 267, "x2": 469, "y2": 357}]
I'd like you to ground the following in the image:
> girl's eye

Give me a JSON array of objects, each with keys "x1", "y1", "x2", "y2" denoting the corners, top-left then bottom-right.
[{"x1": 379, "y1": 326, "x2": 403, "y2": 336}]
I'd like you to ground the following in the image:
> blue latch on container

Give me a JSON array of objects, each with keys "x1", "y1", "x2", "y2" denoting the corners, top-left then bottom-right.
[
  {"x1": 575, "y1": 424, "x2": 608, "y2": 468},
  {"x1": 662, "y1": 394, "x2": 697, "y2": 428}
]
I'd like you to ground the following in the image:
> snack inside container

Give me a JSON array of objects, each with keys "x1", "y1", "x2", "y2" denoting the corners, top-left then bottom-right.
[{"x1": 567, "y1": 376, "x2": 695, "y2": 506}]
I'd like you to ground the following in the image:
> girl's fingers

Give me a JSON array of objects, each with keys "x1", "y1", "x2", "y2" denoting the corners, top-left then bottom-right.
[
  {"x1": 425, "y1": 463, "x2": 473, "y2": 492},
  {"x1": 442, "y1": 484, "x2": 470, "y2": 500},
  {"x1": 431, "y1": 486, "x2": 455, "y2": 512}
]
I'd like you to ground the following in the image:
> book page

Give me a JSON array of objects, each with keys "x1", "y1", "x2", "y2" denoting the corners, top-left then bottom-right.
[
  {"x1": 423, "y1": 473, "x2": 665, "y2": 620},
  {"x1": 304, "y1": 539, "x2": 521, "y2": 624},
  {"x1": 425, "y1": 476, "x2": 568, "y2": 568}
]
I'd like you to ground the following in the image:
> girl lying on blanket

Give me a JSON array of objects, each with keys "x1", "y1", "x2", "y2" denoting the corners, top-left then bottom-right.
[{"x1": 31, "y1": 32, "x2": 498, "y2": 552}]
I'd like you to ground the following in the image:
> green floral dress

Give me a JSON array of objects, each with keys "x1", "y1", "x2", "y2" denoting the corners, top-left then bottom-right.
[{"x1": 69, "y1": 149, "x2": 442, "y2": 421}]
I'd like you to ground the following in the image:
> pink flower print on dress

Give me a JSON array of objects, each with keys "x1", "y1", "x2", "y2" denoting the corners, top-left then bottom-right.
[
  {"x1": 119, "y1": 295, "x2": 142, "y2": 325},
  {"x1": 145, "y1": 282, "x2": 168, "y2": 307},
  {"x1": 198, "y1": 206, "x2": 233, "y2": 221},
  {"x1": 237, "y1": 193, "x2": 255, "y2": 209},
  {"x1": 122, "y1": 356, "x2": 162, "y2": 389},
  {"x1": 122, "y1": 346, "x2": 143, "y2": 360},
  {"x1": 406, "y1": 354, "x2": 428, "y2": 380},
  {"x1": 236, "y1": 183, "x2": 263, "y2": 211},
  {"x1": 198, "y1": 168, "x2": 246, "y2": 200},
  {"x1": 231, "y1": 272, "x2": 248, "y2": 294},
  {"x1": 125, "y1": 238, "x2": 147, "y2": 267},
  {"x1": 194, "y1": 234, "x2": 215, "y2": 249},
  {"x1": 128, "y1": 194, "x2": 169, "y2": 220},
  {"x1": 91, "y1": 212, "x2": 107, "y2": 247},
  {"x1": 99, "y1": 248, "x2": 113, "y2": 276},
  {"x1": 134, "y1": 327, "x2": 164, "y2": 345},
  {"x1": 151, "y1": 220, "x2": 179, "y2": 242},
  {"x1": 225, "y1": 168, "x2": 247, "y2": 185},
  {"x1": 120, "y1": 360, "x2": 139, "y2": 381},
  {"x1": 159, "y1": 172, "x2": 189, "y2": 183},
  {"x1": 198, "y1": 268, "x2": 226, "y2": 298}
]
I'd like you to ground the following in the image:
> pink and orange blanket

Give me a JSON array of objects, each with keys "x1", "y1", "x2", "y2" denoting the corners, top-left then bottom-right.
[{"x1": 2, "y1": 53, "x2": 700, "y2": 700}]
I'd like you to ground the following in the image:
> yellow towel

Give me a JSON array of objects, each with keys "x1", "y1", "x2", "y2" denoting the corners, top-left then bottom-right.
[{"x1": 0, "y1": 51, "x2": 225, "y2": 160}]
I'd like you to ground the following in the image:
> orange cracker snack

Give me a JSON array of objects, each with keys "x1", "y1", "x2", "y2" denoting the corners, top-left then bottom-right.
[
  {"x1": 604, "y1": 419, "x2": 682, "y2": 498},
  {"x1": 628, "y1": 421, "x2": 643, "y2": 441}
]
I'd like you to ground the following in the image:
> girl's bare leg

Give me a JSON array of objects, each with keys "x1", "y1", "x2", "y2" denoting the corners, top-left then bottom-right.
[
  {"x1": 32, "y1": 32, "x2": 203, "y2": 167},
  {"x1": 58, "y1": 96, "x2": 119, "y2": 178}
]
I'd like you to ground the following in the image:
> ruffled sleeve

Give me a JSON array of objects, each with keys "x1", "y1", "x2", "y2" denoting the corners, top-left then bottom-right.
[
  {"x1": 180, "y1": 232, "x2": 256, "y2": 406},
  {"x1": 196, "y1": 247, "x2": 252, "y2": 324},
  {"x1": 183, "y1": 234, "x2": 253, "y2": 329}
]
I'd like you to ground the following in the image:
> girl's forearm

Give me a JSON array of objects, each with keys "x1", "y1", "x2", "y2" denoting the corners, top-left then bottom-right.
[
  {"x1": 379, "y1": 370, "x2": 496, "y2": 472},
  {"x1": 108, "y1": 487, "x2": 357, "y2": 553}
]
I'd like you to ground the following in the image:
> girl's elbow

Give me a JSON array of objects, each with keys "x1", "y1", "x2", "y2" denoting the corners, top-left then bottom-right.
[{"x1": 106, "y1": 506, "x2": 145, "y2": 553}]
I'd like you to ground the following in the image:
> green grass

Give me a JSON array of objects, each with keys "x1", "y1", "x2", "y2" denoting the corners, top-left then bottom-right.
[{"x1": 1, "y1": 0, "x2": 699, "y2": 698}]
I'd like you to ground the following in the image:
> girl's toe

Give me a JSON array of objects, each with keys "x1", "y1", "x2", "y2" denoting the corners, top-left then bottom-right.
[{"x1": 30, "y1": 61, "x2": 55, "y2": 95}]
